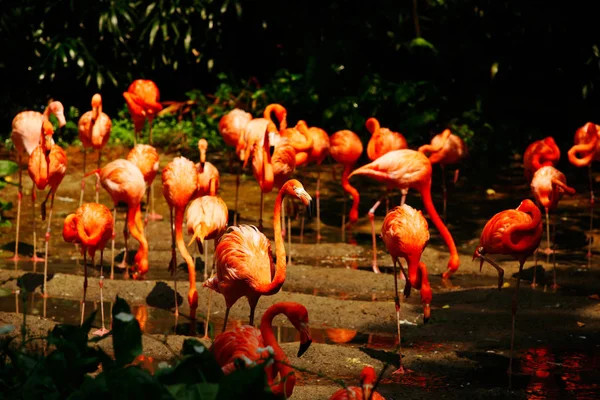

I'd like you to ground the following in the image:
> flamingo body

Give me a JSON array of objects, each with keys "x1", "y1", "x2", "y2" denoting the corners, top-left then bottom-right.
[
  {"x1": 531, "y1": 166, "x2": 575, "y2": 211},
  {"x1": 186, "y1": 195, "x2": 229, "y2": 245},
  {"x1": 366, "y1": 117, "x2": 407, "y2": 160},
  {"x1": 419, "y1": 129, "x2": 467, "y2": 166},
  {"x1": 329, "y1": 366, "x2": 385, "y2": 400},
  {"x1": 330, "y1": 130, "x2": 363, "y2": 226},
  {"x1": 78, "y1": 94, "x2": 112, "y2": 150},
  {"x1": 219, "y1": 109, "x2": 252, "y2": 148},
  {"x1": 63, "y1": 203, "x2": 113, "y2": 258},
  {"x1": 127, "y1": 144, "x2": 160, "y2": 186}
]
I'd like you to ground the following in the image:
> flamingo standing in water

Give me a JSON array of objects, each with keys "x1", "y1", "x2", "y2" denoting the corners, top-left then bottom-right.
[
  {"x1": 28, "y1": 122, "x2": 67, "y2": 296},
  {"x1": 126, "y1": 144, "x2": 161, "y2": 223},
  {"x1": 10, "y1": 101, "x2": 66, "y2": 261},
  {"x1": 205, "y1": 180, "x2": 312, "y2": 329},
  {"x1": 219, "y1": 109, "x2": 252, "y2": 225},
  {"x1": 210, "y1": 302, "x2": 312, "y2": 398},
  {"x1": 123, "y1": 79, "x2": 163, "y2": 145},
  {"x1": 381, "y1": 204, "x2": 432, "y2": 374},
  {"x1": 329, "y1": 130, "x2": 363, "y2": 241},
  {"x1": 90, "y1": 159, "x2": 148, "y2": 280},
  {"x1": 304, "y1": 123, "x2": 330, "y2": 242},
  {"x1": 186, "y1": 195, "x2": 228, "y2": 337},
  {"x1": 78, "y1": 94, "x2": 112, "y2": 205},
  {"x1": 568, "y1": 122, "x2": 600, "y2": 268},
  {"x1": 196, "y1": 139, "x2": 220, "y2": 197},
  {"x1": 329, "y1": 366, "x2": 385, "y2": 400},
  {"x1": 349, "y1": 149, "x2": 460, "y2": 279},
  {"x1": 418, "y1": 129, "x2": 468, "y2": 222},
  {"x1": 63, "y1": 203, "x2": 113, "y2": 335},
  {"x1": 473, "y1": 199, "x2": 542, "y2": 385},
  {"x1": 162, "y1": 157, "x2": 199, "y2": 324},
  {"x1": 530, "y1": 166, "x2": 575, "y2": 287},
  {"x1": 523, "y1": 136, "x2": 560, "y2": 182}
]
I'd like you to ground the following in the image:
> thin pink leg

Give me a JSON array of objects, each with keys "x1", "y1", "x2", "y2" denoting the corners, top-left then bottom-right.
[
  {"x1": 369, "y1": 200, "x2": 382, "y2": 274},
  {"x1": 9, "y1": 158, "x2": 22, "y2": 262}
]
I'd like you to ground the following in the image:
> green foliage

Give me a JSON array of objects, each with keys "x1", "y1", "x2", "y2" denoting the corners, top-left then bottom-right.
[
  {"x1": 0, "y1": 160, "x2": 18, "y2": 228},
  {"x1": 0, "y1": 296, "x2": 281, "y2": 400}
]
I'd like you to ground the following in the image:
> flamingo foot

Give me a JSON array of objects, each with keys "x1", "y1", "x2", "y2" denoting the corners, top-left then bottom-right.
[
  {"x1": 551, "y1": 283, "x2": 560, "y2": 291},
  {"x1": 146, "y1": 212, "x2": 163, "y2": 221},
  {"x1": 40, "y1": 292, "x2": 50, "y2": 299},
  {"x1": 372, "y1": 264, "x2": 381, "y2": 274},
  {"x1": 531, "y1": 282, "x2": 538, "y2": 289},
  {"x1": 92, "y1": 327, "x2": 110, "y2": 336},
  {"x1": 440, "y1": 278, "x2": 454, "y2": 289},
  {"x1": 391, "y1": 366, "x2": 412, "y2": 378},
  {"x1": 8, "y1": 255, "x2": 21, "y2": 262},
  {"x1": 541, "y1": 247, "x2": 554, "y2": 256},
  {"x1": 31, "y1": 255, "x2": 45, "y2": 262}
]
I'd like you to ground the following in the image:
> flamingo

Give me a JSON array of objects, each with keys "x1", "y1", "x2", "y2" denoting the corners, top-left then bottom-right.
[
  {"x1": 246, "y1": 123, "x2": 296, "y2": 232},
  {"x1": 280, "y1": 120, "x2": 314, "y2": 166},
  {"x1": 304, "y1": 123, "x2": 330, "y2": 242},
  {"x1": 530, "y1": 166, "x2": 575, "y2": 287},
  {"x1": 78, "y1": 94, "x2": 112, "y2": 206},
  {"x1": 329, "y1": 130, "x2": 363, "y2": 241},
  {"x1": 418, "y1": 128, "x2": 468, "y2": 222},
  {"x1": 123, "y1": 79, "x2": 163, "y2": 145},
  {"x1": 473, "y1": 199, "x2": 542, "y2": 385},
  {"x1": 218, "y1": 109, "x2": 252, "y2": 225},
  {"x1": 126, "y1": 144, "x2": 161, "y2": 224},
  {"x1": 28, "y1": 122, "x2": 68, "y2": 297},
  {"x1": 349, "y1": 149, "x2": 460, "y2": 279},
  {"x1": 161, "y1": 157, "x2": 199, "y2": 324},
  {"x1": 205, "y1": 179, "x2": 312, "y2": 329},
  {"x1": 263, "y1": 103, "x2": 288, "y2": 131},
  {"x1": 523, "y1": 136, "x2": 560, "y2": 182},
  {"x1": 89, "y1": 159, "x2": 148, "y2": 280},
  {"x1": 381, "y1": 204, "x2": 432, "y2": 374},
  {"x1": 10, "y1": 101, "x2": 66, "y2": 261},
  {"x1": 210, "y1": 302, "x2": 312, "y2": 398},
  {"x1": 329, "y1": 366, "x2": 385, "y2": 400},
  {"x1": 196, "y1": 139, "x2": 220, "y2": 197},
  {"x1": 568, "y1": 122, "x2": 600, "y2": 268},
  {"x1": 62, "y1": 203, "x2": 113, "y2": 335},
  {"x1": 186, "y1": 195, "x2": 229, "y2": 337}
]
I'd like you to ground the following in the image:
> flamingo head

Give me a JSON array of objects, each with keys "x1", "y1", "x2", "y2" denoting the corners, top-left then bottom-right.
[
  {"x1": 360, "y1": 366, "x2": 378, "y2": 399},
  {"x1": 91, "y1": 93, "x2": 102, "y2": 109},
  {"x1": 295, "y1": 120, "x2": 308, "y2": 133},
  {"x1": 365, "y1": 117, "x2": 379, "y2": 135},
  {"x1": 286, "y1": 304, "x2": 312, "y2": 357},
  {"x1": 285, "y1": 179, "x2": 312, "y2": 207},
  {"x1": 133, "y1": 253, "x2": 149, "y2": 279},
  {"x1": 48, "y1": 101, "x2": 66, "y2": 127},
  {"x1": 198, "y1": 139, "x2": 208, "y2": 164},
  {"x1": 62, "y1": 214, "x2": 79, "y2": 244},
  {"x1": 472, "y1": 246, "x2": 485, "y2": 272}
]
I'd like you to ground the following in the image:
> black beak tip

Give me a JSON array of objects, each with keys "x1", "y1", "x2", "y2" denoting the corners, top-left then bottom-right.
[
  {"x1": 423, "y1": 316, "x2": 430, "y2": 324},
  {"x1": 298, "y1": 339, "x2": 312, "y2": 357},
  {"x1": 269, "y1": 146, "x2": 275, "y2": 158}
]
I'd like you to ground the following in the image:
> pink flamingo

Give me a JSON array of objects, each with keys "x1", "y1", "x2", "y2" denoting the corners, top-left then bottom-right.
[
  {"x1": 123, "y1": 79, "x2": 163, "y2": 145},
  {"x1": 329, "y1": 366, "x2": 385, "y2": 400},
  {"x1": 126, "y1": 144, "x2": 162, "y2": 223},
  {"x1": 523, "y1": 136, "x2": 560, "y2": 182},
  {"x1": 196, "y1": 139, "x2": 220, "y2": 197}
]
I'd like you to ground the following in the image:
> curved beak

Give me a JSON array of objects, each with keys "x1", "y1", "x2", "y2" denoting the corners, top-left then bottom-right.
[
  {"x1": 56, "y1": 112, "x2": 67, "y2": 128},
  {"x1": 297, "y1": 325, "x2": 312, "y2": 357},
  {"x1": 294, "y1": 188, "x2": 313, "y2": 207}
]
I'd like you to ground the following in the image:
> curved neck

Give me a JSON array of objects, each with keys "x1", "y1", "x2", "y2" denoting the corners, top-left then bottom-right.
[
  {"x1": 263, "y1": 186, "x2": 288, "y2": 294},
  {"x1": 568, "y1": 141, "x2": 596, "y2": 167},
  {"x1": 418, "y1": 130, "x2": 451, "y2": 156},
  {"x1": 419, "y1": 180, "x2": 459, "y2": 260},
  {"x1": 342, "y1": 164, "x2": 360, "y2": 220},
  {"x1": 260, "y1": 304, "x2": 295, "y2": 398},
  {"x1": 502, "y1": 201, "x2": 542, "y2": 253},
  {"x1": 258, "y1": 134, "x2": 274, "y2": 192},
  {"x1": 264, "y1": 104, "x2": 287, "y2": 131},
  {"x1": 366, "y1": 118, "x2": 380, "y2": 135},
  {"x1": 293, "y1": 122, "x2": 314, "y2": 152},
  {"x1": 75, "y1": 217, "x2": 104, "y2": 248}
]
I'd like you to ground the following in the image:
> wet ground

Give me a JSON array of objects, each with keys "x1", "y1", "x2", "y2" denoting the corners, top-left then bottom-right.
[{"x1": 1, "y1": 144, "x2": 600, "y2": 399}]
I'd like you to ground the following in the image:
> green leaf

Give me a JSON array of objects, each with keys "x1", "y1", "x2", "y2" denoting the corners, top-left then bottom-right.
[
  {"x1": 184, "y1": 27, "x2": 192, "y2": 52},
  {"x1": 0, "y1": 160, "x2": 18, "y2": 176},
  {"x1": 149, "y1": 22, "x2": 160, "y2": 47},
  {"x1": 409, "y1": 37, "x2": 438, "y2": 53},
  {"x1": 112, "y1": 296, "x2": 142, "y2": 366},
  {"x1": 146, "y1": 3, "x2": 156, "y2": 17},
  {"x1": 167, "y1": 383, "x2": 219, "y2": 400}
]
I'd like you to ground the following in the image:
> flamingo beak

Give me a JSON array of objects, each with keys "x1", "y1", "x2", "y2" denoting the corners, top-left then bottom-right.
[
  {"x1": 297, "y1": 324, "x2": 312, "y2": 357},
  {"x1": 294, "y1": 188, "x2": 313, "y2": 207},
  {"x1": 56, "y1": 111, "x2": 67, "y2": 128},
  {"x1": 423, "y1": 304, "x2": 431, "y2": 324}
]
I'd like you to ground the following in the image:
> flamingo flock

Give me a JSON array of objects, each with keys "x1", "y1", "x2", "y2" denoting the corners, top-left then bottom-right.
[{"x1": 6, "y1": 87, "x2": 599, "y2": 396}]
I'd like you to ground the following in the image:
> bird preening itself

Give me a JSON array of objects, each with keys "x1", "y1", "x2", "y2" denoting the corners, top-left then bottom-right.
[
  {"x1": 329, "y1": 365, "x2": 385, "y2": 400},
  {"x1": 473, "y1": 199, "x2": 542, "y2": 385},
  {"x1": 205, "y1": 179, "x2": 312, "y2": 330},
  {"x1": 210, "y1": 301, "x2": 312, "y2": 398},
  {"x1": 523, "y1": 136, "x2": 560, "y2": 183},
  {"x1": 123, "y1": 79, "x2": 163, "y2": 145}
]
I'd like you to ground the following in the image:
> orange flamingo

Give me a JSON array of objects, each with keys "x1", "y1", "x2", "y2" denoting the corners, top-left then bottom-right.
[
  {"x1": 210, "y1": 302, "x2": 312, "y2": 398},
  {"x1": 568, "y1": 122, "x2": 600, "y2": 267},
  {"x1": 196, "y1": 139, "x2": 220, "y2": 197},
  {"x1": 349, "y1": 149, "x2": 460, "y2": 279},
  {"x1": 123, "y1": 79, "x2": 163, "y2": 145},
  {"x1": 219, "y1": 109, "x2": 252, "y2": 225},
  {"x1": 245, "y1": 123, "x2": 296, "y2": 231},
  {"x1": 126, "y1": 144, "x2": 162, "y2": 223},
  {"x1": 264, "y1": 103, "x2": 288, "y2": 131},
  {"x1": 305, "y1": 123, "x2": 330, "y2": 242},
  {"x1": 162, "y1": 157, "x2": 199, "y2": 324},
  {"x1": 329, "y1": 366, "x2": 385, "y2": 400},
  {"x1": 62, "y1": 203, "x2": 113, "y2": 335},
  {"x1": 418, "y1": 129, "x2": 468, "y2": 221},
  {"x1": 329, "y1": 130, "x2": 363, "y2": 241},
  {"x1": 78, "y1": 94, "x2": 112, "y2": 206},
  {"x1": 90, "y1": 159, "x2": 148, "y2": 280},
  {"x1": 28, "y1": 122, "x2": 67, "y2": 296},
  {"x1": 381, "y1": 204, "x2": 431, "y2": 374},
  {"x1": 186, "y1": 195, "x2": 229, "y2": 337},
  {"x1": 523, "y1": 136, "x2": 560, "y2": 182},
  {"x1": 530, "y1": 166, "x2": 575, "y2": 287},
  {"x1": 205, "y1": 179, "x2": 312, "y2": 329},
  {"x1": 10, "y1": 102, "x2": 66, "y2": 261},
  {"x1": 280, "y1": 120, "x2": 314, "y2": 166},
  {"x1": 473, "y1": 199, "x2": 542, "y2": 384}
]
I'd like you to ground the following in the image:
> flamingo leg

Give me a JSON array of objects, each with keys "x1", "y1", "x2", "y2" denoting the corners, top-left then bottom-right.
[
  {"x1": 110, "y1": 207, "x2": 117, "y2": 279},
  {"x1": 552, "y1": 223, "x2": 558, "y2": 290},
  {"x1": 96, "y1": 250, "x2": 109, "y2": 335},
  {"x1": 259, "y1": 191, "x2": 264, "y2": 232},
  {"x1": 544, "y1": 208, "x2": 552, "y2": 263},
  {"x1": 10, "y1": 156, "x2": 22, "y2": 261},
  {"x1": 396, "y1": 259, "x2": 410, "y2": 294},
  {"x1": 147, "y1": 181, "x2": 162, "y2": 222},
  {"x1": 144, "y1": 186, "x2": 150, "y2": 225},
  {"x1": 300, "y1": 205, "x2": 305, "y2": 244},
  {"x1": 148, "y1": 118, "x2": 153, "y2": 145},
  {"x1": 508, "y1": 260, "x2": 525, "y2": 388},
  {"x1": 80, "y1": 149, "x2": 86, "y2": 207},
  {"x1": 288, "y1": 210, "x2": 292, "y2": 266},
  {"x1": 81, "y1": 251, "x2": 88, "y2": 326},
  {"x1": 532, "y1": 248, "x2": 538, "y2": 288},
  {"x1": 234, "y1": 162, "x2": 241, "y2": 226},
  {"x1": 386, "y1": 188, "x2": 391, "y2": 213},
  {"x1": 41, "y1": 191, "x2": 55, "y2": 298},
  {"x1": 31, "y1": 182, "x2": 44, "y2": 262},
  {"x1": 477, "y1": 253, "x2": 505, "y2": 290},
  {"x1": 203, "y1": 239, "x2": 208, "y2": 282},
  {"x1": 391, "y1": 257, "x2": 405, "y2": 375},
  {"x1": 441, "y1": 164, "x2": 447, "y2": 223},
  {"x1": 248, "y1": 296, "x2": 259, "y2": 327},
  {"x1": 341, "y1": 193, "x2": 347, "y2": 242},
  {"x1": 119, "y1": 209, "x2": 129, "y2": 271},
  {"x1": 316, "y1": 167, "x2": 322, "y2": 242},
  {"x1": 168, "y1": 207, "x2": 178, "y2": 317},
  {"x1": 400, "y1": 189, "x2": 408, "y2": 207},
  {"x1": 203, "y1": 240, "x2": 215, "y2": 339},
  {"x1": 369, "y1": 199, "x2": 383, "y2": 274},
  {"x1": 222, "y1": 307, "x2": 231, "y2": 333}
]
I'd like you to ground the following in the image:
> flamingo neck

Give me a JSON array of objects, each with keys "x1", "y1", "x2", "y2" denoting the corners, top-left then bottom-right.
[
  {"x1": 568, "y1": 141, "x2": 596, "y2": 167},
  {"x1": 259, "y1": 303, "x2": 296, "y2": 398},
  {"x1": 127, "y1": 203, "x2": 149, "y2": 276},
  {"x1": 266, "y1": 186, "x2": 288, "y2": 294},
  {"x1": 260, "y1": 135, "x2": 274, "y2": 193},
  {"x1": 342, "y1": 164, "x2": 360, "y2": 222},
  {"x1": 502, "y1": 200, "x2": 542, "y2": 254},
  {"x1": 75, "y1": 217, "x2": 103, "y2": 248},
  {"x1": 174, "y1": 207, "x2": 194, "y2": 282}
]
